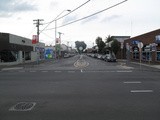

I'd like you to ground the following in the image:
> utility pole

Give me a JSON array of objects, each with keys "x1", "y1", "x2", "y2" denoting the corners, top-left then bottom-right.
[
  {"x1": 33, "y1": 19, "x2": 44, "y2": 42},
  {"x1": 33, "y1": 19, "x2": 44, "y2": 64}
]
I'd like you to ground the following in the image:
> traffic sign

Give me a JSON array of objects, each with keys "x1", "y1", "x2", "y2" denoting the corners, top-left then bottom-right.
[
  {"x1": 138, "y1": 42, "x2": 143, "y2": 48},
  {"x1": 79, "y1": 47, "x2": 83, "y2": 51}
]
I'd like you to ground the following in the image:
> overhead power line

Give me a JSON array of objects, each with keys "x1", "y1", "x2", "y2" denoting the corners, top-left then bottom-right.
[
  {"x1": 40, "y1": 0, "x2": 91, "y2": 33},
  {"x1": 46, "y1": 0, "x2": 128, "y2": 31}
]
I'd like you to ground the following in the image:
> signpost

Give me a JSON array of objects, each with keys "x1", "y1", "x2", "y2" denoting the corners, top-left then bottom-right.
[
  {"x1": 79, "y1": 47, "x2": 83, "y2": 54},
  {"x1": 126, "y1": 43, "x2": 130, "y2": 64},
  {"x1": 137, "y1": 42, "x2": 143, "y2": 69}
]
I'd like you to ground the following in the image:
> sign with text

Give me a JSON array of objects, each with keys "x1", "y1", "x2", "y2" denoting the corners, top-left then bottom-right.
[
  {"x1": 56, "y1": 38, "x2": 61, "y2": 44},
  {"x1": 155, "y1": 35, "x2": 160, "y2": 43},
  {"x1": 32, "y1": 35, "x2": 38, "y2": 44}
]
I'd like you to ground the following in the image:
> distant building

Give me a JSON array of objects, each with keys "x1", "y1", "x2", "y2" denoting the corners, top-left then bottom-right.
[
  {"x1": 105, "y1": 36, "x2": 130, "y2": 59},
  {"x1": 112, "y1": 36, "x2": 130, "y2": 43}
]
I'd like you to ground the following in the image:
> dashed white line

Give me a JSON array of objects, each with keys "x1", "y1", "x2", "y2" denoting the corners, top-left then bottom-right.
[
  {"x1": 41, "y1": 71, "x2": 48, "y2": 73},
  {"x1": 130, "y1": 90, "x2": 153, "y2": 93},
  {"x1": 68, "y1": 71, "x2": 75, "y2": 73},
  {"x1": 117, "y1": 70, "x2": 132, "y2": 73},
  {"x1": 19, "y1": 71, "x2": 25, "y2": 72},
  {"x1": 30, "y1": 71, "x2": 36, "y2": 73},
  {"x1": 124, "y1": 81, "x2": 142, "y2": 84},
  {"x1": 1, "y1": 67, "x2": 23, "y2": 71},
  {"x1": 54, "y1": 71, "x2": 62, "y2": 73}
]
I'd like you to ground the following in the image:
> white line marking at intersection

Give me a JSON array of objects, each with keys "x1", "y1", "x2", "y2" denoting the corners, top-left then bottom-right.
[
  {"x1": 131, "y1": 90, "x2": 153, "y2": 93},
  {"x1": 124, "y1": 81, "x2": 142, "y2": 84}
]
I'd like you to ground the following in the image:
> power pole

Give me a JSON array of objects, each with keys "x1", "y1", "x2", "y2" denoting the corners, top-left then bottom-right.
[
  {"x1": 33, "y1": 19, "x2": 44, "y2": 64},
  {"x1": 33, "y1": 19, "x2": 44, "y2": 42}
]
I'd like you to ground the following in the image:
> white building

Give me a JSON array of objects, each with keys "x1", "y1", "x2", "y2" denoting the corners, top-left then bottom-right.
[{"x1": 0, "y1": 33, "x2": 45, "y2": 65}]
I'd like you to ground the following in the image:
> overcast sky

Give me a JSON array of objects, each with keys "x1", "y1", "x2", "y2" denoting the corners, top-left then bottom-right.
[{"x1": 0, "y1": 0, "x2": 160, "y2": 48}]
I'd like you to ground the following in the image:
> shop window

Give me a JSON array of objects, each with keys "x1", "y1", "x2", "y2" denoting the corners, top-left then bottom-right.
[
  {"x1": 157, "y1": 51, "x2": 160, "y2": 61},
  {"x1": 133, "y1": 52, "x2": 139, "y2": 59},
  {"x1": 142, "y1": 52, "x2": 152, "y2": 61},
  {"x1": 25, "y1": 52, "x2": 31, "y2": 60},
  {"x1": 0, "y1": 50, "x2": 17, "y2": 62}
]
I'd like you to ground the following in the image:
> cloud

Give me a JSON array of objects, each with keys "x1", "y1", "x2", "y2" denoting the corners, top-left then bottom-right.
[
  {"x1": 49, "y1": 1, "x2": 59, "y2": 10},
  {"x1": 0, "y1": 0, "x2": 37, "y2": 17},
  {"x1": 101, "y1": 15, "x2": 122, "y2": 22},
  {"x1": 62, "y1": 14, "x2": 78, "y2": 24},
  {"x1": 81, "y1": 15, "x2": 99, "y2": 24}
]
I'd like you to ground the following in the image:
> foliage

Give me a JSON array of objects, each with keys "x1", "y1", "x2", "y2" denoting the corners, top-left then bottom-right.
[
  {"x1": 105, "y1": 35, "x2": 120, "y2": 55},
  {"x1": 111, "y1": 39, "x2": 120, "y2": 55},
  {"x1": 75, "y1": 41, "x2": 87, "y2": 53},
  {"x1": 105, "y1": 35, "x2": 115, "y2": 43},
  {"x1": 95, "y1": 37, "x2": 106, "y2": 54}
]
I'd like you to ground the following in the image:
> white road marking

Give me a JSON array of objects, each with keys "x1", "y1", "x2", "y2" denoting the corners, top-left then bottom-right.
[
  {"x1": 68, "y1": 71, "x2": 75, "y2": 73},
  {"x1": 19, "y1": 70, "x2": 25, "y2": 72},
  {"x1": 82, "y1": 71, "x2": 117, "y2": 73},
  {"x1": 130, "y1": 90, "x2": 153, "y2": 93},
  {"x1": 117, "y1": 70, "x2": 132, "y2": 73},
  {"x1": 30, "y1": 71, "x2": 36, "y2": 72},
  {"x1": 41, "y1": 71, "x2": 48, "y2": 73},
  {"x1": 54, "y1": 71, "x2": 62, "y2": 73},
  {"x1": 124, "y1": 81, "x2": 142, "y2": 84},
  {"x1": 2, "y1": 67, "x2": 23, "y2": 71}
]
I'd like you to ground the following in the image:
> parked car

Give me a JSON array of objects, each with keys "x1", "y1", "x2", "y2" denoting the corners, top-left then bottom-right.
[
  {"x1": 104, "y1": 53, "x2": 116, "y2": 62},
  {"x1": 97, "y1": 54, "x2": 102, "y2": 59},
  {"x1": 64, "y1": 53, "x2": 70, "y2": 58},
  {"x1": 101, "y1": 54, "x2": 108, "y2": 60}
]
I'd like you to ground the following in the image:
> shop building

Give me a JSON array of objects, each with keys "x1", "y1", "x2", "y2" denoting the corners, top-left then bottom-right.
[
  {"x1": 0, "y1": 33, "x2": 45, "y2": 65},
  {"x1": 124, "y1": 29, "x2": 160, "y2": 63}
]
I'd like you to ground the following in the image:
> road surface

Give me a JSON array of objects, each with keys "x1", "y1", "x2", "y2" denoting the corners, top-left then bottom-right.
[{"x1": 0, "y1": 54, "x2": 160, "y2": 120}]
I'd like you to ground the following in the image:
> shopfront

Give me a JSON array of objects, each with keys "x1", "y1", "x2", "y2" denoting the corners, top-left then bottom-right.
[
  {"x1": 124, "y1": 29, "x2": 160, "y2": 63},
  {"x1": 0, "y1": 33, "x2": 45, "y2": 65}
]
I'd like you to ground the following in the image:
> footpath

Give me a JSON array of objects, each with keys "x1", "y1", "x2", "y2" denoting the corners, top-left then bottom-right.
[
  {"x1": 0, "y1": 59, "x2": 52, "y2": 71},
  {"x1": 118, "y1": 59, "x2": 160, "y2": 70}
]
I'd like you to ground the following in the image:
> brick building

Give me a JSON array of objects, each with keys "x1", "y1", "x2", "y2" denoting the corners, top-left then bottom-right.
[{"x1": 124, "y1": 29, "x2": 160, "y2": 63}]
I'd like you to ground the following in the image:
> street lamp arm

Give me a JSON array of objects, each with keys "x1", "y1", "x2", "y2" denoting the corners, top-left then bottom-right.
[
  {"x1": 55, "y1": 10, "x2": 71, "y2": 20},
  {"x1": 40, "y1": 10, "x2": 71, "y2": 34}
]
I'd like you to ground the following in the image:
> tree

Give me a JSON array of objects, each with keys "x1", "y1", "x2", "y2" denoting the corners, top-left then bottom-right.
[
  {"x1": 75, "y1": 41, "x2": 87, "y2": 53},
  {"x1": 95, "y1": 37, "x2": 106, "y2": 54},
  {"x1": 105, "y1": 35, "x2": 115, "y2": 43},
  {"x1": 111, "y1": 39, "x2": 120, "y2": 55},
  {"x1": 105, "y1": 35, "x2": 120, "y2": 55}
]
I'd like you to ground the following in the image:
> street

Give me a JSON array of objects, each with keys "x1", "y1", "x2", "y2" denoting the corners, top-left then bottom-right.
[{"x1": 0, "y1": 55, "x2": 160, "y2": 120}]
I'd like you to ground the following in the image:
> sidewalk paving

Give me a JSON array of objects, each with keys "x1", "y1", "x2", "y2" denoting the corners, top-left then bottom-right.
[
  {"x1": 0, "y1": 58, "x2": 68, "y2": 71},
  {"x1": 131, "y1": 62, "x2": 160, "y2": 70},
  {"x1": 118, "y1": 59, "x2": 160, "y2": 70},
  {"x1": 0, "y1": 59, "x2": 52, "y2": 71}
]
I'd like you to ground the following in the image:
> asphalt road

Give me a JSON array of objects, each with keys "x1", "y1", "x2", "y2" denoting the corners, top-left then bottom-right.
[{"x1": 0, "y1": 55, "x2": 160, "y2": 120}]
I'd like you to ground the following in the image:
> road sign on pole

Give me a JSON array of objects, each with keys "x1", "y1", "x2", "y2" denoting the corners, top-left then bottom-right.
[
  {"x1": 137, "y1": 42, "x2": 143, "y2": 69},
  {"x1": 138, "y1": 42, "x2": 143, "y2": 49}
]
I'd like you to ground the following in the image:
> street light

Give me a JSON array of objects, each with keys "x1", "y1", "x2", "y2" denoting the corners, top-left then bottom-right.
[{"x1": 55, "y1": 10, "x2": 71, "y2": 59}]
